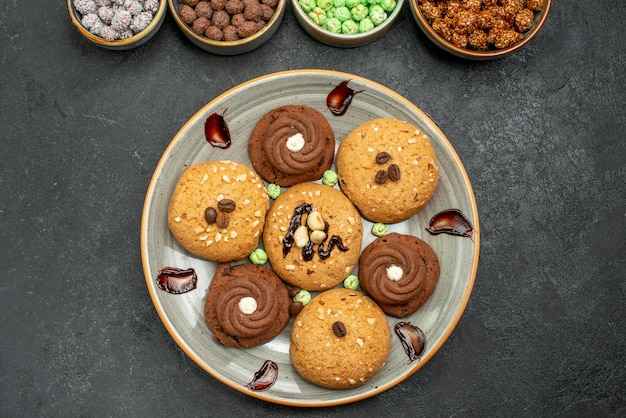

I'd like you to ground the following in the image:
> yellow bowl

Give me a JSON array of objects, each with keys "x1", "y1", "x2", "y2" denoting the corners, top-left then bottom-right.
[
  {"x1": 410, "y1": 0, "x2": 551, "y2": 60},
  {"x1": 67, "y1": 0, "x2": 167, "y2": 50},
  {"x1": 168, "y1": 0, "x2": 286, "y2": 55}
]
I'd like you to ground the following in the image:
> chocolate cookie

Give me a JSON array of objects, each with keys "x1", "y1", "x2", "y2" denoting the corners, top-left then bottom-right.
[
  {"x1": 290, "y1": 288, "x2": 391, "y2": 389},
  {"x1": 167, "y1": 161, "x2": 269, "y2": 262},
  {"x1": 204, "y1": 263, "x2": 291, "y2": 348},
  {"x1": 336, "y1": 118, "x2": 439, "y2": 223},
  {"x1": 263, "y1": 182, "x2": 363, "y2": 291},
  {"x1": 358, "y1": 233, "x2": 440, "y2": 317},
  {"x1": 248, "y1": 105, "x2": 335, "y2": 187}
]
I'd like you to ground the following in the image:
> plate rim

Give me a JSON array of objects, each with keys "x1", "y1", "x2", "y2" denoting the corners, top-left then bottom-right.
[{"x1": 140, "y1": 69, "x2": 480, "y2": 407}]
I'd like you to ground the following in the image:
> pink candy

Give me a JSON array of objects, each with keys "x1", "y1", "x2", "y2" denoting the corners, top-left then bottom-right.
[
  {"x1": 75, "y1": 0, "x2": 159, "y2": 40},
  {"x1": 130, "y1": 11, "x2": 153, "y2": 32},
  {"x1": 142, "y1": 0, "x2": 160, "y2": 14},
  {"x1": 74, "y1": 0, "x2": 97, "y2": 15},
  {"x1": 124, "y1": 0, "x2": 143, "y2": 15},
  {"x1": 99, "y1": 25, "x2": 119, "y2": 40},
  {"x1": 111, "y1": 10, "x2": 132, "y2": 30},
  {"x1": 98, "y1": 6, "x2": 115, "y2": 24}
]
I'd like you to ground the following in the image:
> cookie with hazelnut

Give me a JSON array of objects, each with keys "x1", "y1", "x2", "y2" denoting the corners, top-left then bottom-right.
[
  {"x1": 167, "y1": 161, "x2": 269, "y2": 262},
  {"x1": 336, "y1": 118, "x2": 439, "y2": 223},
  {"x1": 263, "y1": 182, "x2": 362, "y2": 291}
]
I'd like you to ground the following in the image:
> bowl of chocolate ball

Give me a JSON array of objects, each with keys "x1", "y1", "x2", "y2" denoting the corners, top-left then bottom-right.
[
  {"x1": 169, "y1": 0, "x2": 286, "y2": 55},
  {"x1": 410, "y1": 0, "x2": 551, "y2": 59},
  {"x1": 68, "y1": 0, "x2": 167, "y2": 50},
  {"x1": 291, "y1": 0, "x2": 404, "y2": 47}
]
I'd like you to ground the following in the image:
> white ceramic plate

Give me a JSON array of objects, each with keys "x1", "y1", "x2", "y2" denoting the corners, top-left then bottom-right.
[{"x1": 141, "y1": 69, "x2": 480, "y2": 406}]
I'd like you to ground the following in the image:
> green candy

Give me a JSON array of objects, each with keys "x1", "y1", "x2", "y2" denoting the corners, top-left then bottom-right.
[
  {"x1": 341, "y1": 19, "x2": 358, "y2": 34},
  {"x1": 317, "y1": 0, "x2": 333, "y2": 10},
  {"x1": 293, "y1": 289, "x2": 312, "y2": 306},
  {"x1": 308, "y1": 7, "x2": 328, "y2": 25},
  {"x1": 358, "y1": 17, "x2": 374, "y2": 32},
  {"x1": 299, "y1": 0, "x2": 317, "y2": 12},
  {"x1": 369, "y1": 5, "x2": 387, "y2": 25},
  {"x1": 343, "y1": 274, "x2": 360, "y2": 290},
  {"x1": 351, "y1": 4, "x2": 369, "y2": 21},
  {"x1": 249, "y1": 248, "x2": 268, "y2": 265},
  {"x1": 371, "y1": 222, "x2": 388, "y2": 237},
  {"x1": 333, "y1": 6, "x2": 351, "y2": 21},
  {"x1": 380, "y1": 0, "x2": 396, "y2": 12},
  {"x1": 322, "y1": 169, "x2": 339, "y2": 186},
  {"x1": 266, "y1": 183, "x2": 281, "y2": 199},
  {"x1": 325, "y1": 17, "x2": 342, "y2": 32}
]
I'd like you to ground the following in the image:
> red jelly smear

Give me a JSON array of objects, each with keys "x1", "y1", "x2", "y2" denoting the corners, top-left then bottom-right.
[
  {"x1": 327, "y1": 80, "x2": 363, "y2": 116},
  {"x1": 246, "y1": 360, "x2": 278, "y2": 391},
  {"x1": 394, "y1": 321, "x2": 426, "y2": 363},
  {"x1": 426, "y1": 209, "x2": 474, "y2": 239},
  {"x1": 204, "y1": 110, "x2": 231, "y2": 149},
  {"x1": 156, "y1": 267, "x2": 197, "y2": 294}
]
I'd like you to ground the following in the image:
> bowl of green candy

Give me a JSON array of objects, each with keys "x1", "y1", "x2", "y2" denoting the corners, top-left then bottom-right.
[{"x1": 291, "y1": 0, "x2": 404, "y2": 47}]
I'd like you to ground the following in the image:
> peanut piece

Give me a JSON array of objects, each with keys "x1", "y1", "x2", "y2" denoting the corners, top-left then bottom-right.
[
  {"x1": 293, "y1": 225, "x2": 309, "y2": 248},
  {"x1": 307, "y1": 210, "x2": 325, "y2": 230}
]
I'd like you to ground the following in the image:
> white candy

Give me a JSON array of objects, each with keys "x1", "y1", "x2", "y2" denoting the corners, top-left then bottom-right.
[
  {"x1": 386, "y1": 264, "x2": 403, "y2": 281},
  {"x1": 286, "y1": 132, "x2": 305, "y2": 152},
  {"x1": 239, "y1": 297, "x2": 258, "y2": 314}
]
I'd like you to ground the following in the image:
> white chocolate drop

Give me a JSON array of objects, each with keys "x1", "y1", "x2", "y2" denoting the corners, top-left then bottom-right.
[
  {"x1": 386, "y1": 265, "x2": 404, "y2": 281},
  {"x1": 286, "y1": 132, "x2": 305, "y2": 152},
  {"x1": 238, "y1": 297, "x2": 257, "y2": 314}
]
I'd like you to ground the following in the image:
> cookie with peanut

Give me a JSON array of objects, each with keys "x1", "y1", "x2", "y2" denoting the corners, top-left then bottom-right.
[
  {"x1": 168, "y1": 160, "x2": 269, "y2": 262},
  {"x1": 262, "y1": 182, "x2": 362, "y2": 291}
]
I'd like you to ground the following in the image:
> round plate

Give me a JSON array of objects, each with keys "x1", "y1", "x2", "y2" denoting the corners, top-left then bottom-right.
[{"x1": 141, "y1": 69, "x2": 480, "y2": 406}]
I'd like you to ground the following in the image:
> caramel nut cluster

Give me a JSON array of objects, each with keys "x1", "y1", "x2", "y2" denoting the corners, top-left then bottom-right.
[{"x1": 417, "y1": 0, "x2": 544, "y2": 51}]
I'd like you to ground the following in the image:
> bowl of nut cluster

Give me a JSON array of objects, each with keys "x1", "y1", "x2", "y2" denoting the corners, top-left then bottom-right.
[
  {"x1": 169, "y1": 0, "x2": 286, "y2": 55},
  {"x1": 291, "y1": 0, "x2": 404, "y2": 47},
  {"x1": 68, "y1": 0, "x2": 167, "y2": 50},
  {"x1": 410, "y1": 0, "x2": 551, "y2": 59}
]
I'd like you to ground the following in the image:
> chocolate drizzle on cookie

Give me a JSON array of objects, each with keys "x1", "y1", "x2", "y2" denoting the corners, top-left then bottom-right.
[{"x1": 282, "y1": 203, "x2": 349, "y2": 260}]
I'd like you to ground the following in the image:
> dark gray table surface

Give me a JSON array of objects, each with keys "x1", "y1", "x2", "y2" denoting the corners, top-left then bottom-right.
[{"x1": 1, "y1": 1, "x2": 624, "y2": 416}]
